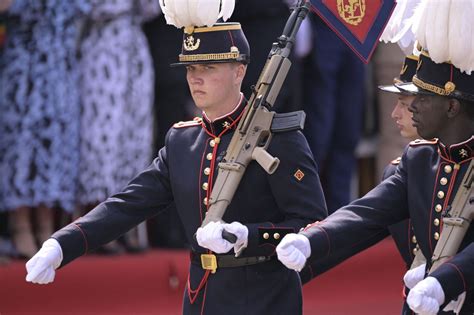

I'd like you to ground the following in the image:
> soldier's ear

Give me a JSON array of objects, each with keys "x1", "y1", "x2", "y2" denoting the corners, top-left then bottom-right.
[
  {"x1": 234, "y1": 63, "x2": 246, "y2": 84},
  {"x1": 447, "y1": 98, "x2": 461, "y2": 118}
]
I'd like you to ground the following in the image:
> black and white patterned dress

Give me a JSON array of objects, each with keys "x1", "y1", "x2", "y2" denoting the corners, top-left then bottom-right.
[
  {"x1": 77, "y1": 0, "x2": 159, "y2": 204},
  {"x1": 0, "y1": 0, "x2": 90, "y2": 212}
]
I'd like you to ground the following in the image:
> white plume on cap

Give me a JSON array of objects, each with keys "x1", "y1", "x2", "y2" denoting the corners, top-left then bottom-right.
[
  {"x1": 415, "y1": 0, "x2": 474, "y2": 74},
  {"x1": 159, "y1": 0, "x2": 235, "y2": 28},
  {"x1": 380, "y1": 0, "x2": 423, "y2": 56}
]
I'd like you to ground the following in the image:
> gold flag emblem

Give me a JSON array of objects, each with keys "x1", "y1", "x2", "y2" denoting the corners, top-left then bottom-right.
[{"x1": 337, "y1": 0, "x2": 366, "y2": 26}]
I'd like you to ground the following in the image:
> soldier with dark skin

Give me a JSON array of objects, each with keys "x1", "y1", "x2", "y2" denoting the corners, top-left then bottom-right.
[
  {"x1": 24, "y1": 22, "x2": 327, "y2": 315},
  {"x1": 277, "y1": 51, "x2": 474, "y2": 314}
]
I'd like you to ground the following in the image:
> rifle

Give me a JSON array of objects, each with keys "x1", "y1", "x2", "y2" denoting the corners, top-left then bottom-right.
[
  {"x1": 200, "y1": 0, "x2": 311, "y2": 244},
  {"x1": 429, "y1": 160, "x2": 474, "y2": 273},
  {"x1": 409, "y1": 246, "x2": 426, "y2": 269}
]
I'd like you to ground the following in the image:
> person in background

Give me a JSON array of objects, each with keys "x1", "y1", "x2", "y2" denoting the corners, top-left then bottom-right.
[
  {"x1": 300, "y1": 14, "x2": 367, "y2": 213},
  {"x1": 231, "y1": 0, "x2": 301, "y2": 113},
  {"x1": 143, "y1": 14, "x2": 192, "y2": 249},
  {"x1": 0, "y1": 0, "x2": 89, "y2": 258},
  {"x1": 76, "y1": 0, "x2": 160, "y2": 254}
]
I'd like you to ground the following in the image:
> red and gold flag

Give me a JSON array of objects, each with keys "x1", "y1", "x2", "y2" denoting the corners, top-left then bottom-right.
[{"x1": 309, "y1": 0, "x2": 396, "y2": 63}]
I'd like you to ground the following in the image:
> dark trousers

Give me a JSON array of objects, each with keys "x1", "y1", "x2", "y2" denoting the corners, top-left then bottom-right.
[{"x1": 302, "y1": 16, "x2": 366, "y2": 213}]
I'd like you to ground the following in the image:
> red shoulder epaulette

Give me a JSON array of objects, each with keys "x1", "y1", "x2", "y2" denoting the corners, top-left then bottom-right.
[
  {"x1": 409, "y1": 138, "x2": 438, "y2": 146},
  {"x1": 173, "y1": 117, "x2": 202, "y2": 129},
  {"x1": 390, "y1": 157, "x2": 402, "y2": 165}
]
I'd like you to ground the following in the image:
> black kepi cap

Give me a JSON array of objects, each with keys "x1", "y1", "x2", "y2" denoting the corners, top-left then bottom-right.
[
  {"x1": 397, "y1": 51, "x2": 474, "y2": 102},
  {"x1": 378, "y1": 55, "x2": 418, "y2": 95},
  {"x1": 171, "y1": 22, "x2": 250, "y2": 67}
]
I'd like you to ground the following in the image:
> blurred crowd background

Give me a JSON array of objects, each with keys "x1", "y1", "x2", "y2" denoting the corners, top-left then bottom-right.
[{"x1": 0, "y1": 0, "x2": 408, "y2": 263}]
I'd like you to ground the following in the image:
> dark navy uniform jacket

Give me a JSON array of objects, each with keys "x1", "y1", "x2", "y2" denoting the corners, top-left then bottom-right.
[
  {"x1": 52, "y1": 96, "x2": 327, "y2": 315},
  {"x1": 384, "y1": 158, "x2": 419, "y2": 269},
  {"x1": 299, "y1": 157, "x2": 419, "y2": 284},
  {"x1": 301, "y1": 137, "x2": 474, "y2": 314}
]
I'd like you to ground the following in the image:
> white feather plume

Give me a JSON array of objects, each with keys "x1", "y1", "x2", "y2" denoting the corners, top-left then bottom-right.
[
  {"x1": 415, "y1": 0, "x2": 474, "y2": 74},
  {"x1": 424, "y1": 0, "x2": 451, "y2": 62},
  {"x1": 380, "y1": 0, "x2": 422, "y2": 56},
  {"x1": 410, "y1": 0, "x2": 427, "y2": 42},
  {"x1": 219, "y1": 0, "x2": 235, "y2": 22},
  {"x1": 448, "y1": 1, "x2": 474, "y2": 74},
  {"x1": 175, "y1": 0, "x2": 192, "y2": 27},
  {"x1": 195, "y1": 0, "x2": 220, "y2": 26},
  {"x1": 159, "y1": 0, "x2": 235, "y2": 28}
]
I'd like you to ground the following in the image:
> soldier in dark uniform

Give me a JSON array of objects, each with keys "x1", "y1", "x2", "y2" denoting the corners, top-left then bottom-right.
[
  {"x1": 277, "y1": 50, "x2": 474, "y2": 314},
  {"x1": 298, "y1": 54, "x2": 423, "y2": 285},
  {"x1": 24, "y1": 22, "x2": 327, "y2": 315}
]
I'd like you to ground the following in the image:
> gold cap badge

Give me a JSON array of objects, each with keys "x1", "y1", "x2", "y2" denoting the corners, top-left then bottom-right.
[{"x1": 184, "y1": 35, "x2": 200, "y2": 51}]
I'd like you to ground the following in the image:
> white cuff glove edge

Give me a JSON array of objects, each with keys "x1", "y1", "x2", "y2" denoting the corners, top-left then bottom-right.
[{"x1": 43, "y1": 238, "x2": 63, "y2": 269}]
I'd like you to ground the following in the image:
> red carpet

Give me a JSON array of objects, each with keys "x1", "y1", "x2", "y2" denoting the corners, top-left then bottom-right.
[{"x1": 0, "y1": 239, "x2": 405, "y2": 314}]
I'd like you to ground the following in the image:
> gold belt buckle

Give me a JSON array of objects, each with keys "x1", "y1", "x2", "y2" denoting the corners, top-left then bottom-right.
[{"x1": 200, "y1": 254, "x2": 218, "y2": 273}]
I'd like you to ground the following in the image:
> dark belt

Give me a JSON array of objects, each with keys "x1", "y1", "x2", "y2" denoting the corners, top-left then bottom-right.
[{"x1": 190, "y1": 252, "x2": 275, "y2": 273}]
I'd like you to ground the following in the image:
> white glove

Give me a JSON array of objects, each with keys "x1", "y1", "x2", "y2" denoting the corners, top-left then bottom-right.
[
  {"x1": 407, "y1": 276, "x2": 445, "y2": 315},
  {"x1": 196, "y1": 221, "x2": 233, "y2": 254},
  {"x1": 25, "y1": 238, "x2": 63, "y2": 284},
  {"x1": 222, "y1": 222, "x2": 248, "y2": 257},
  {"x1": 276, "y1": 233, "x2": 311, "y2": 272},
  {"x1": 404, "y1": 263, "x2": 426, "y2": 289}
]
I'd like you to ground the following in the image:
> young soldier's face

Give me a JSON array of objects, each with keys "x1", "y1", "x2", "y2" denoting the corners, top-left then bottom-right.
[
  {"x1": 409, "y1": 95, "x2": 448, "y2": 139},
  {"x1": 392, "y1": 94, "x2": 419, "y2": 140},
  {"x1": 186, "y1": 63, "x2": 245, "y2": 112}
]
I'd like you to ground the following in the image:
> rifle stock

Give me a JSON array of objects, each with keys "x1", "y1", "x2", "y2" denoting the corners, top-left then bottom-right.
[{"x1": 200, "y1": 0, "x2": 311, "y2": 244}]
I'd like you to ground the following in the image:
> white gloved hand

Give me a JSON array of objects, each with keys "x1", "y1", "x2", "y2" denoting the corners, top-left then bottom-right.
[
  {"x1": 276, "y1": 233, "x2": 311, "y2": 272},
  {"x1": 404, "y1": 263, "x2": 426, "y2": 289},
  {"x1": 196, "y1": 221, "x2": 233, "y2": 254},
  {"x1": 25, "y1": 238, "x2": 63, "y2": 284},
  {"x1": 222, "y1": 222, "x2": 248, "y2": 256},
  {"x1": 407, "y1": 276, "x2": 445, "y2": 315}
]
